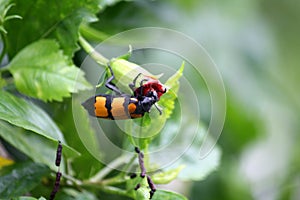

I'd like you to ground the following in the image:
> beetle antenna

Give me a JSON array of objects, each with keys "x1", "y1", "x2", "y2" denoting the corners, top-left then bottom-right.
[{"x1": 129, "y1": 73, "x2": 142, "y2": 92}]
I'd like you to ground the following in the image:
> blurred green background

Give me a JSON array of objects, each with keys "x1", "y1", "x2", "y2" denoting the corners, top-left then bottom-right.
[{"x1": 94, "y1": 0, "x2": 300, "y2": 199}]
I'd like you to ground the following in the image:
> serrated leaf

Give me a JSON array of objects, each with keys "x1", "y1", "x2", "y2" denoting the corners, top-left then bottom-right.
[
  {"x1": 0, "y1": 90, "x2": 79, "y2": 158},
  {"x1": 152, "y1": 190, "x2": 187, "y2": 200},
  {"x1": 5, "y1": 0, "x2": 99, "y2": 58},
  {"x1": 8, "y1": 39, "x2": 92, "y2": 101},
  {"x1": 0, "y1": 162, "x2": 51, "y2": 199},
  {"x1": 159, "y1": 62, "x2": 184, "y2": 119}
]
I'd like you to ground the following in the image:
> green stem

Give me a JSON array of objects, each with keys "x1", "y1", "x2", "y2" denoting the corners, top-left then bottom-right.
[
  {"x1": 78, "y1": 35, "x2": 109, "y2": 66},
  {"x1": 62, "y1": 173, "x2": 83, "y2": 186},
  {"x1": 99, "y1": 175, "x2": 130, "y2": 185},
  {"x1": 82, "y1": 182, "x2": 133, "y2": 198},
  {"x1": 79, "y1": 24, "x2": 109, "y2": 42},
  {"x1": 99, "y1": 186, "x2": 132, "y2": 198},
  {"x1": 120, "y1": 153, "x2": 137, "y2": 176},
  {"x1": 89, "y1": 155, "x2": 128, "y2": 182},
  {"x1": 88, "y1": 152, "x2": 137, "y2": 184}
]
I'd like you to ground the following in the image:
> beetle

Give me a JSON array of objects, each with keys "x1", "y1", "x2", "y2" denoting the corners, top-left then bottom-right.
[{"x1": 82, "y1": 64, "x2": 167, "y2": 120}]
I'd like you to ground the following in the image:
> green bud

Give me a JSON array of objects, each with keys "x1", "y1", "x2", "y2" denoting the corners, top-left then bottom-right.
[{"x1": 109, "y1": 58, "x2": 160, "y2": 93}]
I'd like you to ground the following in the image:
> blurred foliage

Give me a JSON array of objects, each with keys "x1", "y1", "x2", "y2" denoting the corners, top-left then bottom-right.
[{"x1": 91, "y1": 0, "x2": 300, "y2": 199}]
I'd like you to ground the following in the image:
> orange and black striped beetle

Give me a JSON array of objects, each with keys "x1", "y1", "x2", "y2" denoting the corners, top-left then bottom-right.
[{"x1": 82, "y1": 64, "x2": 167, "y2": 120}]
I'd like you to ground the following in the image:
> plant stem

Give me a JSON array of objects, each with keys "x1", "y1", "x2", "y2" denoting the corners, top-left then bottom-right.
[
  {"x1": 62, "y1": 173, "x2": 83, "y2": 186},
  {"x1": 89, "y1": 155, "x2": 128, "y2": 182},
  {"x1": 120, "y1": 153, "x2": 137, "y2": 176},
  {"x1": 78, "y1": 35, "x2": 109, "y2": 66},
  {"x1": 79, "y1": 24, "x2": 109, "y2": 42},
  {"x1": 99, "y1": 186, "x2": 132, "y2": 198},
  {"x1": 82, "y1": 182, "x2": 133, "y2": 198}
]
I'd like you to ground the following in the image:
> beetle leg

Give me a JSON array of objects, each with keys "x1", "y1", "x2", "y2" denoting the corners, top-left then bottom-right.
[
  {"x1": 105, "y1": 63, "x2": 123, "y2": 95},
  {"x1": 129, "y1": 73, "x2": 142, "y2": 92},
  {"x1": 154, "y1": 103, "x2": 162, "y2": 115}
]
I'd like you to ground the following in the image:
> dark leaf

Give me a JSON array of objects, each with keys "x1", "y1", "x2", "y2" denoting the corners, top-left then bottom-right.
[
  {"x1": 5, "y1": 0, "x2": 99, "y2": 58},
  {"x1": 0, "y1": 162, "x2": 51, "y2": 198}
]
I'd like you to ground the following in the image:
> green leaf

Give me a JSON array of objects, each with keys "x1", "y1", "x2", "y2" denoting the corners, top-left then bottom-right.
[
  {"x1": 152, "y1": 190, "x2": 188, "y2": 200},
  {"x1": 0, "y1": 90, "x2": 63, "y2": 140},
  {"x1": 159, "y1": 62, "x2": 184, "y2": 119},
  {"x1": 12, "y1": 197, "x2": 46, "y2": 200},
  {"x1": 135, "y1": 187, "x2": 151, "y2": 200},
  {"x1": 0, "y1": 90, "x2": 79, "y2": 158},
  {"x1": 124, "y1": 111, "x2": 167, "y2": 148},
  {"x1": 56, "y1": 189, "x2": 98, "y2": 200},
  {"x1": 8, "y1": 39, "x2": 92, "y2": 101},
  {"x1": 0, "y1": 162, "x2": 51, "y2": 199},
  {"x1": 169, "y1": 126, "x2": 221, "y2": 181},
  {"x1": 5, "y1": 0, "x2": 99, "y2": 58},
  {"x1": 127, "y1": 176, "x2": 150, "y2": 200},
  {"x1": 151, "y1": 116, "x2": 221, "y2": 181},
  {"x1": 152, "y1": 165, "x2": 185, "y2": 184},
  {"x1": 177, "y1": 141, "x2": 221, "y2": 181},
  {"x1": 0, "y1": 121, "x2": 66, "y2": 170}
]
